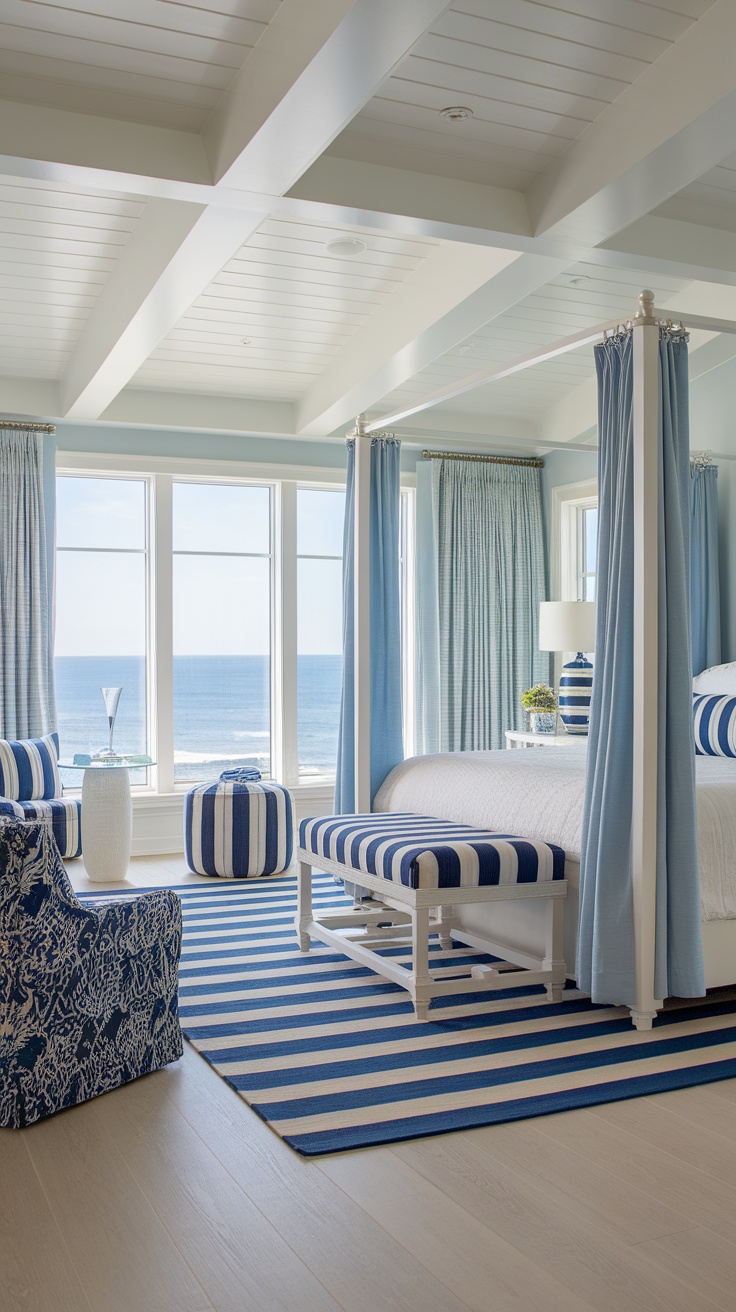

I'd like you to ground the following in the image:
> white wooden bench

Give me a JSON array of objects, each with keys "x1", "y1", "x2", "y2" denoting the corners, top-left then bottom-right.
[{"x1": 296, "y1": 812, "x2": 567, "y2": 1020}]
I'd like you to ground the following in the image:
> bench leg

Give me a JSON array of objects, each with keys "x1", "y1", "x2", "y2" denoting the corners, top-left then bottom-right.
[
  {"x1": 543, "y1": 896, "x2": 566, "y2": 1003},
  {"x1": 411, "y1": 906, "x2": 433, "y2": 1021},
  {"x1": 436, "y1": 904, "x2": 455, "y2": 952},
  {"x1": 296, "y1": 859, "x2": 313, "y2": 952}
]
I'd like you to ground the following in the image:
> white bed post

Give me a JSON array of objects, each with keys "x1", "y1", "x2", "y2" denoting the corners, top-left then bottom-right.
[
  {"x1": 630, "y1": 290, "x2": 663, "y2": 1031},
  {"x1": 352, "y1": 414, "x2": 372, "y2": 814}
]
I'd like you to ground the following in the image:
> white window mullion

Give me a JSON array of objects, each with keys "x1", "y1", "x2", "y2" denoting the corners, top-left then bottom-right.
[
  {"x1": 152, "y1": 474, "x2": 175, "y2": 794},
  {"x1": 273, "y1": 480, "x2": 298, "y2": 787}
]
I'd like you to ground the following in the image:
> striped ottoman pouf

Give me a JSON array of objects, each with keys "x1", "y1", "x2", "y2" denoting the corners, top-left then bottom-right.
[{"x1": 184, "y1": 769, "x2": 293, "y2": 878}]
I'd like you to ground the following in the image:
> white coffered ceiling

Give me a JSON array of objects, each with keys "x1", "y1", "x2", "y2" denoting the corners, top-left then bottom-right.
[{"x1": 2, "y1": 0, "x2": 736, "y2": 453}]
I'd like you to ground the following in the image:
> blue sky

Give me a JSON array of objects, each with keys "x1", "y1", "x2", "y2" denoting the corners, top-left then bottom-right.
[{"x1": 54, "y1": 476, "x2": 344, "y2": 658}]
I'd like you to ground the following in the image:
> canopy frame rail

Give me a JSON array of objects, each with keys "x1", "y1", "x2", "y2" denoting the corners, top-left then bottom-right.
[{"x1": 367, "y1": 295, "x2": 736, "y2": 434}]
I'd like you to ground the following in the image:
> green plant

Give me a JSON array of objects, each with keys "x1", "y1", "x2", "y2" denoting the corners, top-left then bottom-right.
[{"x1": 521, "y1": 683, "x2": 557, "y2": 713}]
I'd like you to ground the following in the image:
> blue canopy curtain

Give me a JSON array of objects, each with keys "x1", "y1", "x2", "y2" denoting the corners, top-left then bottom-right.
[
  {"x1": 335, "y1": 435, "x2": 403, "y2": 812},
  {"x1": 690, "y1": 455, "x2": 721, "y2": 676},
  {"x1": 0, "y1": 427, "x2": 56, "y2": 739},
  {"x1": 578, "y1": 330, "x2": 703, "y2": 1008},
  {"x1": 433, "y1": 456, "x2": 548, "y2": 752}
]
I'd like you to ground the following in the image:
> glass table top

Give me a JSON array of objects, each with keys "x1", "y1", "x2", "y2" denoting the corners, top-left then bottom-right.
[{"x1": 59, "y1": 754, "x2": 154, "y2": 770}]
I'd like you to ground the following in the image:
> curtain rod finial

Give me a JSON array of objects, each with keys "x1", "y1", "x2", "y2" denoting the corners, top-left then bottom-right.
[{"x1": 634, "y1": 289, "x2": 656, "y2": 324}]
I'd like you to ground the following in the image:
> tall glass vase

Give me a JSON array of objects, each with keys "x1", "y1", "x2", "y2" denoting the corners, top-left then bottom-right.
[{"x1": 98, "y1": 686, "x2": 122, "y2": 758}]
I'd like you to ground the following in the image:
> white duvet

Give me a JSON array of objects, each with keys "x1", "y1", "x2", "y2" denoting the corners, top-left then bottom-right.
[{"x1": 375, "y1": 747, "x2": 736, "y2": 922}]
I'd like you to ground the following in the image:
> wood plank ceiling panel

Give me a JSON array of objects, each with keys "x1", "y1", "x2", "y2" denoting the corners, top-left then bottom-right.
[
  {"x1": 0, "y1": 0, "x2": 280, "y2": 129},
  {"x1": 0, "y1": 178, "x2": 145, "y2": 379},
  {"x1": 133, "y1": 217, "x2": 439, "y2": 398},
  {"x1": 326, "y1": 0, "x2": 718, "y2": 187}
]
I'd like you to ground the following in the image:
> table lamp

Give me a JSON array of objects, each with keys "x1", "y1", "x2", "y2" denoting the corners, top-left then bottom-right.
[{"x1": 539, "y1": 601, "x2": 596, "y2": 734}]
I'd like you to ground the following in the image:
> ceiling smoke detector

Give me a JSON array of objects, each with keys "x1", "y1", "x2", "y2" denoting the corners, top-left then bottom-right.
[
  {"x1": 568, "y1": 275, "x2": 591, "y2": 288},
  {"x1": 324, "y1": 237, "x2": 367, "y2": 257},
  {"x1": 241, "y1": 338, "x2": 252, "y2": 345},
  {"x1": 440, "y1": 105, "x2": 473, "y2": 122}
]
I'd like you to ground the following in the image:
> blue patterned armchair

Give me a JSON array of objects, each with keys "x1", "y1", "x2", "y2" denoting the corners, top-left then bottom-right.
[{"x1": 0, "y1": 819, "x2": 183, "y2": 1128}]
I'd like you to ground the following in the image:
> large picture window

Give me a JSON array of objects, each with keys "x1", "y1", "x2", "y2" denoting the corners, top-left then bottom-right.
[{"x1": 54, "y1": 463, "x2": 413, "y2": 796}]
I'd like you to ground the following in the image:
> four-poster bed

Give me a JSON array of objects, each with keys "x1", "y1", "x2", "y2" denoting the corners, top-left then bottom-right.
[{"x1": 348, "y1": 289, "x2": 736, "y2": 1031}]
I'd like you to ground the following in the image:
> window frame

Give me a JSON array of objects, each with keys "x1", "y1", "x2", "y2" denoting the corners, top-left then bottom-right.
[
  {"x1": 550, "y1": 476, "x2": 598, "y2": 684},
  {"x1": 54, "y1": 469, "x2": 154, "y2": 789},
  {"x1": 55, "y1": 451, "x2": 416, "y2": 796}
]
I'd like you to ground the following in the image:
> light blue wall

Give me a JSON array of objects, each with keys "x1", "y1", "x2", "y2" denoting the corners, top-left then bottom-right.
[
  {"x1": 55, "y1": 422, "x2": 349, "y2": 471},
  {"x1": 541, "y1": 447, "x2": 598, "y2": 541}
]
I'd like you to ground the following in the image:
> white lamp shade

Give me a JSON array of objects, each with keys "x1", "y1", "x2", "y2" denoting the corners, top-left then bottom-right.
[{"x1": 539, "y1": 601, "x2": 595, "y2": 653}]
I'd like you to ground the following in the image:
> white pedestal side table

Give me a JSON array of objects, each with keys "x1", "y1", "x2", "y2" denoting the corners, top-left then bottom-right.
[{"x1": 59, "y1": 756, "x2": 153, "y2": 882}]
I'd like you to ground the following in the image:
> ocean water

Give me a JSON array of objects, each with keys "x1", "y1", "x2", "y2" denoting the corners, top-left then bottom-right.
[{"x1": 54, "y1": 654, "x2": 343, "y2": 785}]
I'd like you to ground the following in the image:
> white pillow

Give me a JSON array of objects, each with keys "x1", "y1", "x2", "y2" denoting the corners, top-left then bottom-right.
[{"x1": 693, "y1": 662, "x2": 736, "y2": 695}]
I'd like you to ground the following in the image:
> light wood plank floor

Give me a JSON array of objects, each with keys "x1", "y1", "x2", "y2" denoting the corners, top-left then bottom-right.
[{"x1": 2, "y1": 854, "x2": 736, "y2": 1312}]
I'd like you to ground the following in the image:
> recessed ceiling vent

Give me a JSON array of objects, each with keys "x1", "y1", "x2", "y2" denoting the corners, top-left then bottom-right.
[
  {"x1": 440, "y1": 105, "x2": 473, "y2": 122},
  {"x1": 324, "y1": 238, "x2": 367, "y2": 257}
]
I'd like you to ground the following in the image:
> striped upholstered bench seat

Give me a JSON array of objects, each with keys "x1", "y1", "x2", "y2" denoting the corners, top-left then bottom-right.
[
  {"x1": 299, "y1": 812, "x2": 564, "y2": 890},
  {"x1": 296, "y1": 812, "x2": 567, "y2": 1020}
]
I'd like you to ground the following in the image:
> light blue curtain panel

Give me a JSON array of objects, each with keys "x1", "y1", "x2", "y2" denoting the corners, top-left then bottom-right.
[
  {"x1": 578, "y1": 331, "x2": 703, "y2": 1008},
  {"x1": 690, "y1": 461, "x2": 721, "y2": 677},
  {"x1": 414, "y1": 459, "x2": 441, "y2": 755},
  {"x1": 335, "y1": 436, "x2": 403, "y2": 811},
  {"x1": 435, "y1": 458, "x2": 548, "y2": 752},
  {"x1": 0, "y1": 429, "x2": 56, "y2": 739}
]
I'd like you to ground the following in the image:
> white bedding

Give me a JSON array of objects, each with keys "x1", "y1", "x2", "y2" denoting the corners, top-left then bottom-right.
[{"x1": 374, "y1": 748, "x2": 736, "y2": 922}]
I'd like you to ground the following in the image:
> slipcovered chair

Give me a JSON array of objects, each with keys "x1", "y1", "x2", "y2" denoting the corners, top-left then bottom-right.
[
  {"x1": 0, "y1": 733, "x2": 82, "y2": 858},
  {"x1": 0, "y1": 819, "x2": 183, "y2": 1128}
]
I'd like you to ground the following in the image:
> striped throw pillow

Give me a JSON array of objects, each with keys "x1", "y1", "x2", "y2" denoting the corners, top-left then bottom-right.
[
  {"x1": 693, "y1": 694, "x2": 736, "y2": 758},
  {"x1": 0, "y1": 733, "x2": 62, "y2": 800}
]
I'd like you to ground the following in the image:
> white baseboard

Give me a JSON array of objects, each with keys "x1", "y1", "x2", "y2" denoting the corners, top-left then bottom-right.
[{"x1": 130, "y1": 782, "x2": 336, "y2": 857}]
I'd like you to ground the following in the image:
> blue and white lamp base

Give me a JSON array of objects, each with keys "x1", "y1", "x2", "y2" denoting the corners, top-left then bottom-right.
[{"x1": 559, "y1": 654, "x2": 593, "y2": 734}]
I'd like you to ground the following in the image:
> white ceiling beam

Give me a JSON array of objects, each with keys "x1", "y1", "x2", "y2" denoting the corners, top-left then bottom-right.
[
  {"x1": 61, "y1": 202, "x2": 266, "y2": 420},
  {"x1": 297, "y1": 249, "x2": 570, "y2": 435},
  {"x1": 0, "y1": 379, "x2": 60, "y2": 422},
  {"x1": 100, "y1": 390, "x2": 296, "y2": 438},
  {"x1": 391, "y1": 408, "x2": 537, "y2": 446},
  {"x1": 286, "y1": 156, "x2": 535, "y2": 251},
  {"x1": 599, "y1": 216, "x2": 736, "y2": 287},
  {"x1": 0, "y1": 99, "x2": 211, "y2": 190},
  {"x1": 0, "y1": 118, "x2": 541, "y2": 254},
  {"x1": 527, "y1": 0, "x2": 736, "y2": 246},
  {"x1": 204, "y1": 0, "x2": 452, "y2": 193}
]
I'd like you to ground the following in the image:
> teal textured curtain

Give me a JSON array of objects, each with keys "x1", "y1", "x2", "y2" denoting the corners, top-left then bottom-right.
[
  {"x1": 436, "y1": 458, "x2": 548, "y2": 752},
  {"x1": 0, "y1": 429, "x2": 56, "y2": 739},
  {"x1": 690, "y1": 461, "x2": 720, "y2": 676},
  {"x1": 578, "y1": 331, "x2": 703, "y2": 1007}
]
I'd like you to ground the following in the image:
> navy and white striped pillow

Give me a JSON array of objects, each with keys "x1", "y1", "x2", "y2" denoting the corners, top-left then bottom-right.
[
  {"x1": 693, "y1": 694, "x2": 736, "y2": 758},
  {"x1": 0, "y1": 733, "x2": 62, "y2": 800}
]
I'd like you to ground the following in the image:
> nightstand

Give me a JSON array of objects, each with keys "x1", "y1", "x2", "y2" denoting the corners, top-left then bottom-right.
[{"x1": 504, "y1": 730, "x2": 585, "y2": 748}]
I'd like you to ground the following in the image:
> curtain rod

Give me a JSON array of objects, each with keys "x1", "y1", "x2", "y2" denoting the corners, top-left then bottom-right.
[
  {"x1": 422, "y1": 449, "x2": 543, "y2": 468},
  {"x1": 0, "y1": 420, "x2": 56, "y2": 433}
]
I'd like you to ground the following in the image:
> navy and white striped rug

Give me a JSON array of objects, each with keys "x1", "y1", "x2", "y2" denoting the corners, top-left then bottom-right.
[{"x1": 81, "y1": 875, "x2": 736, "y2": 1156}]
